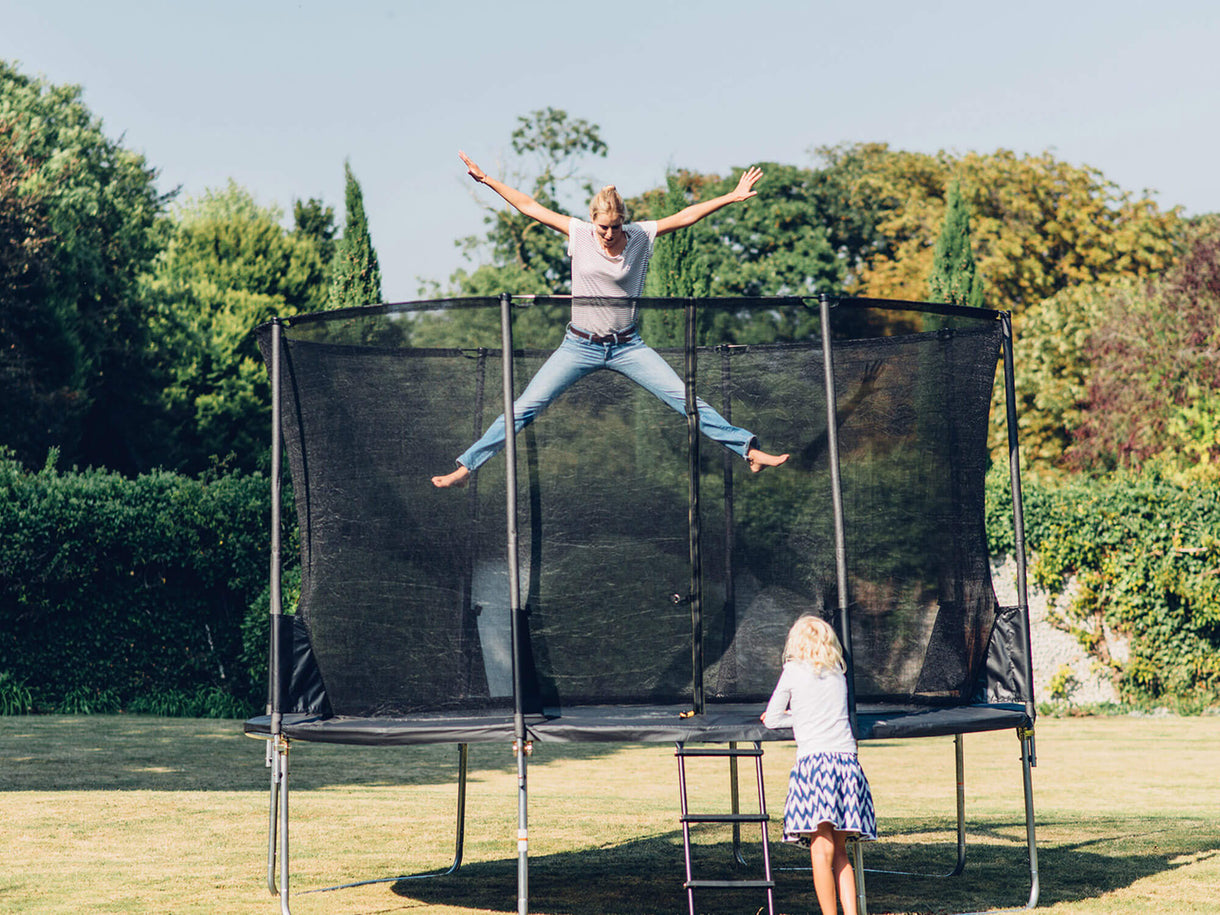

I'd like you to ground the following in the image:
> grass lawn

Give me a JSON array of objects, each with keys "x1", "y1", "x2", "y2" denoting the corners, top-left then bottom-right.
[{"x1": 1, "y1": 714, "x2": 1218, "y2": 914}]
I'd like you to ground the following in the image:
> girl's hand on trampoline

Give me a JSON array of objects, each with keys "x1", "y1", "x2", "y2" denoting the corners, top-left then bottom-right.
[
  {"x1": 432, "y1": 465, "x2": 471, "y2": 489},
  {"x1": 459, "y1": 150, "x2": 486, "y2": 183},
  {"x1": 747, "y1": 447, "x2": 789, "y2": 473},
  {"x1": 730, "y1": 166, "x2": 763, "y2": 201}
]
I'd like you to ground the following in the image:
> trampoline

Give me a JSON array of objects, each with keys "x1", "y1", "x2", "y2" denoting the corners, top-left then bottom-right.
[{"x1": 245, "y1": 294, "x2": 1038, "y2": 914}]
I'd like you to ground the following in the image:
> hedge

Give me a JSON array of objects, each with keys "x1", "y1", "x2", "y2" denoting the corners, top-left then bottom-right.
[
  {"x1": 0, "y1": 451, "x2": 288, "y2": 715},
  {"x1": 986, "y1": 464, "x2": 1220, "y2": 709},
  {"x1": 3, "y1": 451, "x2": 1216, "y2": 715}
]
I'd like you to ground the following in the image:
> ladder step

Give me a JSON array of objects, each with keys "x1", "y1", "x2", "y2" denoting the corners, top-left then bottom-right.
[
  {"x1": 675, "y1": 746, "x2": 763, "y2": 758},
  {"x1": 681, "y1": 813, "x2": 769, "y2": 824},
  {"x1": 685, "y1": 879, "x2": 775, "y2": 889}
]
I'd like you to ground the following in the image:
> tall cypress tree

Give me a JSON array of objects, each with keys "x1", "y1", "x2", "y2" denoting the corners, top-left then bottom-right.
[
  {"x1": 328, "y1": 161, "x2": 383, "y2": 308},
  {"x1": 927, "y1": 179, "x2": 985, "y2": 307},
  {"x1": 642, "y1": 172, "x2": 710, "y2": 346}
]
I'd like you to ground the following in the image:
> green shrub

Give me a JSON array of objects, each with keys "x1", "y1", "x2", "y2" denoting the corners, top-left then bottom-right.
[
  {"x1": 125, "y1": 685, "x2": 256, "y2": 719},
  {"x1": 55, "y1": 685, "x2": 122, "y2": 715},
  {"x1": 0, "y1": 671, "x2": 33, "y2": 715},
  {"x1": 0, "y1": 450, "x2": 295, "y2": 714},
  {"x1": 987, "y1": 466, "x2": 1220, "y2": 707}
]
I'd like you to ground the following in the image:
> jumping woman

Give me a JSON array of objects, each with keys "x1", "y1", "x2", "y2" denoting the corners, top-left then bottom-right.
[{"x1": 432, "y1": 151, "x2": 788, "y2": 488}]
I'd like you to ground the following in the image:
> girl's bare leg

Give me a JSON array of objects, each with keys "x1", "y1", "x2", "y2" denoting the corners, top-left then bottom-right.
[
  {"x1": 833, "y1": 829, "x2": 859, "y2": 915},
  {"x1": 747, "y1": 447, "x2": 790, "y2": 473},
  {"x1": 809, "y1": 824, "x2": 839, "y2": 915},
  {"x1": 431, "y1": 465, "x2": 470, "y2": 488}
]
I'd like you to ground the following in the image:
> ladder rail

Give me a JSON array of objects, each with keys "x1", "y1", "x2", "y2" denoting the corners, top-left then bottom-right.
[{"x1": 676, "y1": 741, "x2": 775, "y2": 915}]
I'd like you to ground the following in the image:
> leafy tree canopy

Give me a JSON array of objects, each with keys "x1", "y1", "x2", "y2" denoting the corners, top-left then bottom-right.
[
  {"x1": 0, "y1": 59, "x2": 167, "y2": 472},
  {"x1": 818, "y1": 143, "x2": 1182, "y2": 314},
  {"x1": 143, "y1": 181, "x2": 329, "y2": 473},
  {"x1": 441, "y1": 107, "x2": 607, "y2": 299},
  {"x1": 1069, "y1": 221, "x2": 1220, "y2": 482}
]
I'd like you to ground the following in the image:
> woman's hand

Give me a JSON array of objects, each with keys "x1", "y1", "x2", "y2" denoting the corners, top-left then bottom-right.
[
  {"x1": 731, "y1": 166, "x2": 763, "y2": 202},
  {"x1": 655, "y1": 165, "x2": 763, "y2": 236},
  {"x1": 459, "y1": 150, "x2": 486, "y2": 183},
  {"x1": 458, "y1": 150, "x2": 570, "y2": 236}
]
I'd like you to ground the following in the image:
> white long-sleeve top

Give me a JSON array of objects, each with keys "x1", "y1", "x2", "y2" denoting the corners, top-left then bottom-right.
[{"x1": 762, "y1": 661, "x2": 858, "y2": 757}]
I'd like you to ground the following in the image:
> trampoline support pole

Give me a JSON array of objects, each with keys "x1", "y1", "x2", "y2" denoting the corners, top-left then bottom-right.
[
  {"x1": 498, "y1": 292, "x2": 529, "y2": 915},
  {"x1": 1001, "y1": 313, "x2": 1035, "y2": 724},
  {"x1": 818, "y1": 294, "x2": 857, "y2": 736},
  {"x1": 953, "y1": 733, "x2": 966, "y2": 877},
  {"x1": 685, "y1": 297, "x2": 704, "y2": 714},
  {"x1": 1020, "y1": 728, "x2": 1040, "y2": 908},
  {"x1": 264, "y1": 735, "x2": 291, "y2": 914},
  {"x1": 265, "y1": 318, "x2": 293, "y2": 914},
  {"x1": 1003, "y1": 311, "x2": 1040, "y2": 908}
]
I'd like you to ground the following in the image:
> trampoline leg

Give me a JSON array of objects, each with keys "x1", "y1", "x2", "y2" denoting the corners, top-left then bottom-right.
[
  {"x1": 266, "y1": 738, "x2": 278, "y2": 896},
  {"x1": 1020, "y1": 728, "x2": 1040, "y2": 908},
  {"x1": 729, "y1": 742, "x2": 746, "y2": 867},
  {"x1": 849, "y1": 836, "x2": 868, "y2": 915},
  {"x1": 952, "y1": 732, "x2": 966, "y2": 877},
  {"x1": 265, "y1": 735, "x2": 291, "y2": 914},
  {"x1": 450, "y1": 743, "x2": 468, "y2": 874}
]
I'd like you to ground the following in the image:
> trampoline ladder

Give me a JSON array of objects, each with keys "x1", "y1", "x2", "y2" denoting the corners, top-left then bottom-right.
[{"x1": 675, "y1": 741, "x2": 775, "y2": 915}]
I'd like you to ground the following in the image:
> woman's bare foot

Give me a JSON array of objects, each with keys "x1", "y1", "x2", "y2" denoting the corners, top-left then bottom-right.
[
  {"x1": 747, "y1": 448, "x2": 789, "y2": 473},
  {"x1": 431, "y1": 465, "x2": 471, "y2": 488}
]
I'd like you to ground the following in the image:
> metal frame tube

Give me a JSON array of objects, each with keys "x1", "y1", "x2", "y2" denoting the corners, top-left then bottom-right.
[
  {"x1": 818, "y1": 295, "x2": 857, "y2": 734},
  {"x1": 1020, "y1": 729, "x2": 1040, "y2": 908},
  {"x1": 1001, "y1": 313, "x2": 1035, "y2": 720},
  {"x1": 498, "y1": 293, "x2": 529, "y2": 915},
  {"x1": 265, "y1": 319, "x2": 293, "y2": 914},
  {"x1": 685, "y1": 298, "x2": 704, "y2": 714},
  {"x1": 1002, "y1": 311, "x2": 1040, "y2": 909}
]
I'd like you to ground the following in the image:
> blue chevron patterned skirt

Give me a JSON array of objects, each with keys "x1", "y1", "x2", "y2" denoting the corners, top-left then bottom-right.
[{"x1": 782, "y1": 752, "x2": 877, "y2": 844}]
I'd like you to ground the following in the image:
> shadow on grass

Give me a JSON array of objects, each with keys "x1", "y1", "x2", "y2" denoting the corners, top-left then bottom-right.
[
  {"x1": 0, "y1": 715, "x2": 670, "y2": 791},
  {"x1": 380, "y1": 817, "x2": 1220, "y2": 915}
]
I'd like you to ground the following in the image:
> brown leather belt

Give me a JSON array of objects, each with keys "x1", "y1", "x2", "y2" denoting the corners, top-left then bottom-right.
[{"x1": 567, "y1": 323, "x2": 637, "y2": 345}]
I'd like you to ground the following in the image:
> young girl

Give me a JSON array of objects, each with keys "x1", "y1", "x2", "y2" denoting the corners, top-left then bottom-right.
[
  {"x1": 431, "y1": 151, "x2": 788, "y2": 488},
  {"x1": 762, "y1": 614, "x2": 876, "y2": 915}
]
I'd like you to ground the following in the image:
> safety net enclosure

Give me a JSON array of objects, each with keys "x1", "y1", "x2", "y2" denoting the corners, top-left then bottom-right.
[{"x1": 246, "y1": 295, "x2": 1033, "y2": 743}]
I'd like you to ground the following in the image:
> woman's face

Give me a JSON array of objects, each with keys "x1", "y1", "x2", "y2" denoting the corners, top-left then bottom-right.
[{"x1": 592, "y1": 214, "x2": 623, "y2": 248}]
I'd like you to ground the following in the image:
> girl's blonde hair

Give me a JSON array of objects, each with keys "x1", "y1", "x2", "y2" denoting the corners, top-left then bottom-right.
[
  {"x1": 782, "y1": 614, "x2": 846, "y2": 674},
  {"x1": 589, "y1": 184, "x2": 626, "y2": 222}
]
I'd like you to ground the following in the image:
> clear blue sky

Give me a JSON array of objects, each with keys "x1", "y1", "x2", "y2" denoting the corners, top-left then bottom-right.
[{"x1": 5, "y1": 0, "x2": 1219, "y2": 302}]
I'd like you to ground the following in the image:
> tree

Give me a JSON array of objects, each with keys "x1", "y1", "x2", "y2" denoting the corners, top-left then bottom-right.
[
  {"x1": 443, "y1": 107, "x2": 607, "y2": 300},
  {"x1": 695, "y1": 162, "x2": 842, "y2": 303},
  {"x1": 639, "y1": 172, "x2": 709, "y2": 346},
  {"x1": 1069, "y1": 222, "x2": 1220, "y2": 482},
  {"x1": 631, "y1": 163, "x2": 843, "y2": 343},
  {"x1": 293, "y1": 197, "x2": 337, "y2": 268},
  {"x1": 818, "y1": 143, "x2": 1182, "y2": 315},
  {"x1": 927, "y1": 179, "x2": 984, "y2": 307},
  {"x1": 144, "y1": 181, "x2": 329, "y2": 473},
  {"x1": 0, "y1": 125, "x2": 62, "y2": 468},
  {"x1": 328, "y1": 161, "x2": 382, "y2": 309},
  {"x1": 0, "y1": 60, "x2": 167, "y2": 472},
  {"x1": 1004, "y1": 277, "x2": 1133, "y2": 477}
]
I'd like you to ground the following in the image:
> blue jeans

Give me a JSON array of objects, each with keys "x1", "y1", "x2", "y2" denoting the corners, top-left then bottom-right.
[{"x1": 456, "y1": 328, "x2": 757, "y2": 472}]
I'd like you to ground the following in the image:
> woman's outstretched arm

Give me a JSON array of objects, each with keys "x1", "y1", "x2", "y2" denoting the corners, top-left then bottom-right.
[
  {"x1": 654, "y1": 166, "x2": 763, "y2": 237},
  {"x1": 460, "y1": 150, "x2": 571, "y2": 236}
]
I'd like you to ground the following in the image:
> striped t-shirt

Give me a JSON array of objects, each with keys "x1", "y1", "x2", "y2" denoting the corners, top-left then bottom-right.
[{"x1": 567, "y1": 217, "x2": 658, "y2": 335}]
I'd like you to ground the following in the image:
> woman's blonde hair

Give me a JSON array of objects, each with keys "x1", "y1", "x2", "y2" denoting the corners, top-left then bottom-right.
[
  {"x1": 782, "y1": 614, "x2": 846, "y2": 674},
  {"x1": 589, "y1": 184, "x2": 626, "y2": 222}
]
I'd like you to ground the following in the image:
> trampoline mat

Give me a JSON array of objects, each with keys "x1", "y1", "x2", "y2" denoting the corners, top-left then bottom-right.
[{"x1": 244, "y1": 702, "x2": 1031, "y2": 746}]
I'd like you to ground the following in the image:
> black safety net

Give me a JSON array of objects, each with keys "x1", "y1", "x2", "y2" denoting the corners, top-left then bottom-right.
[{"x1": 257, "y1": 296, "x2": 1025, "y2": 720}]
